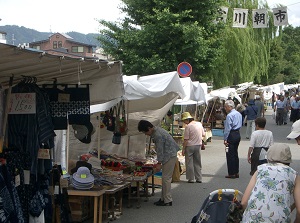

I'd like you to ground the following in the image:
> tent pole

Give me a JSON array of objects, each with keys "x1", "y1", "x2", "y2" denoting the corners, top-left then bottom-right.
[
  {"x1": 0, "y1": 76, "x2": 13, "y2": 153},
  {"x1": 66, "y1": 123, "x2": 70, "y2": 173},
  {"x1": 207, "y1": 99, "x2": 216, "y2": 123},
  {"x1": 201, "y1": 103, "x2": 209, "y2": 123},
  {"x1": 97, "y1": 112, "x2": 101, "y2": 159},
  {"x1": 126, "y1": 100, "x2": 129, "y2": 158},
  {"x1": 195, "y1": 101, "x2": 198, "y2": 120}
]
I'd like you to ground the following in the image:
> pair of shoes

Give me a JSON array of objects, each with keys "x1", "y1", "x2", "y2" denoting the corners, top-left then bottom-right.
[
  {"x1": 156, "y1": 201, "x2": 172, "y2": 206},
  {"x1": 196, "y1": 180, "x2": 202, "y2": 183},
  {"x1": 225, "y1": 175, "x2": 236, "y2": 179},
  {"x1": 246, "y1": 137, "x2": 249, "y2": 139},
  {"x1": 188, "y1": 180, "x2": 195, "y2": 183},
  {"x1": 284, "y1": 122, "x2": 287, "y2": 125},
  {"x1": 235, "y1": 174, "x2": 239, "y2": 178},
  {"x1": 154, "y1": 199, "x2": 163, "y2": 205}
]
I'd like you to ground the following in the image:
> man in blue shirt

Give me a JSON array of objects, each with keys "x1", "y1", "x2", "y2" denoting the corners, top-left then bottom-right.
[{"x1": 224, "y1": 100, "x2": 243, "y2": 179}]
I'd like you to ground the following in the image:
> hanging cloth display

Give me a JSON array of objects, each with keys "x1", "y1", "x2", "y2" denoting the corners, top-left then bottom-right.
[{"x1": 64, "y1": 84, "x2": 90, "y2": 125}]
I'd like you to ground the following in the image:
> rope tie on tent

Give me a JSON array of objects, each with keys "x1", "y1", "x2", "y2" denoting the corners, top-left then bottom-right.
[{"x1": 77, "y1": 62, "x2": 82, "y2": 85}]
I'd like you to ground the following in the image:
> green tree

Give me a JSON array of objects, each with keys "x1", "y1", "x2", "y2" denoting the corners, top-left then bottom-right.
[
  {"x1": 212, "y1": 0, "x2": 277, "y2": 88},
  {"x1": 97, "y1": 0, "x2": 224, "y2": 81}
]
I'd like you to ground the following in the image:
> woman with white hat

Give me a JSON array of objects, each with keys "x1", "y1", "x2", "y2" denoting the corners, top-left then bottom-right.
[{"x1": 287, "y1": 120, "x2": 300, "y2": 145}]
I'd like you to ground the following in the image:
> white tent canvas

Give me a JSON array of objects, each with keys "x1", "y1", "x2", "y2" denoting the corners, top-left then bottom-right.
[
  {"x1": 174, "y1": 77, "x2": 207, "y2": 105},
  {"x1": 68, "y1": 71, "x2": 186, "y2": 161}
]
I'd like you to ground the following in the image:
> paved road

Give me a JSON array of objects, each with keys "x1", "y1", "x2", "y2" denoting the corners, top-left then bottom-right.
[{"x1": 104, "y1": 109, "x2": 300, "y2": 223}]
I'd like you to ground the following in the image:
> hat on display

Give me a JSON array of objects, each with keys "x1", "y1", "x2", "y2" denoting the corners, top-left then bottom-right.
[
  {"x1": 267, "y1": 143, "x2": 292, "y2": 164},
  {"x1": 181, "y1": 112, "x2": 193, "y2": 121},
  {"x1": 87, "y1": 157, "x2": 102, "y2": 170},
  {"x1": 70, "y1": 161, "x2": 92, "y2": 175},
  {"x1": 287, "y1": 120, "x2": 300, "y2": 139},
  {"x1": 72, "y1": 166, "x2": 94, "y2": 184},
  {"x1": 72, "y1": 121, "x2": 95, "y2": 144}
]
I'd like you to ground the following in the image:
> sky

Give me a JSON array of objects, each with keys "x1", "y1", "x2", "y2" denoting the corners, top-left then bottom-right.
[{"x1": 0, "y1": 0, "x2": 300, "y2": 34}]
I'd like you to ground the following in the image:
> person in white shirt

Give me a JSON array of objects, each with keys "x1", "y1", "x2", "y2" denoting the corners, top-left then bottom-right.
[{"x1": 247, "y1": 117, "x2": 273, "y2": 175}]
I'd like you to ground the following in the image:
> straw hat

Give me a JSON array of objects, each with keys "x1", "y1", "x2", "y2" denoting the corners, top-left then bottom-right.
[
  {"x1": 267, "y1": 143, "x2": 292, "y2": 164},
  {"x1": 181, "y1": 112, "x2": 193, "y2": 121}
]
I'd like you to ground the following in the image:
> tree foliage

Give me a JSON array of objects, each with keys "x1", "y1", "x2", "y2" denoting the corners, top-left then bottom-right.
[
  {"x1": 97, "y1": 0, "x2": 299, "y2": 88},
  {"x1": 97, "y1": 0, "x2": 224, "y2": 81}
]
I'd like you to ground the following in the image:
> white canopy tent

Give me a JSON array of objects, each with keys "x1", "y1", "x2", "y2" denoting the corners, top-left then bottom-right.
[
  {"x1": 206, "y1": 87, "x2": 241, "y2": 103},
  {"x1": 69, "y1": 71, "x2": 186, "y2": 161},
  {"x1": 174, "y1": 77, "x2": 207, "y2": 105}
]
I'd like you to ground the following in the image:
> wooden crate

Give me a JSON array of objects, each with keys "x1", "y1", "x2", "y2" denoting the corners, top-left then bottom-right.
[
  {"x1": 68, "y1": 196, "x2": 94, "y2": 222},
  {"x1": 148, "y1": 175, "x2": 162, "y2": 186}
]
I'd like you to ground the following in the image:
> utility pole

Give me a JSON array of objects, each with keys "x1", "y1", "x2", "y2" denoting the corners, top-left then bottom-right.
[{"x1": 12, "y1": 34, "x2": 15, "y2": 45}]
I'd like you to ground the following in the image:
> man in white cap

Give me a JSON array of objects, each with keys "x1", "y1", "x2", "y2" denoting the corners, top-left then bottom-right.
[{"x1": 287, "y1": 119, "x2": 300, "y2": 145}]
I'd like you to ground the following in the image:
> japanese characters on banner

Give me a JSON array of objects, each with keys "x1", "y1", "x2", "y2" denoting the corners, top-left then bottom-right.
[
  {"x1": 220, "y1": 6, "x2": 288, "y2": 28},
  {"x1": 233, "y1": 8, "x2": 248, "y2": 28}
]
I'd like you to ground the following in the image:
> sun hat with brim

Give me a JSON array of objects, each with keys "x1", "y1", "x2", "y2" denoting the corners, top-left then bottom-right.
[
  {"x1": 73, "y1": 166, "x2": 94, "y2": 184},
  {"x1": 267, "y1": 143, "x2": 292, "y2": 164},
  {"x1": 72, "y1": 122, "x2": 95, "y2": 144},
  {"x1": 181, "y1": 112, "x2": 193, "y2": 121},
  {"x1": 70, "y1": 161, "x2": 92, "y2": 175},
  {"x1": 287, "y1": 120, "x2": 300, "y2": 139},
  {"x1": 87, "y1": 157, "x2": 102, "y2": 170}
]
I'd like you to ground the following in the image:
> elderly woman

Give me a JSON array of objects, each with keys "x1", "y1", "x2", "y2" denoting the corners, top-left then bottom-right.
[{"x1": 241, "y1": 143, "x2": 300, "y2": 222}]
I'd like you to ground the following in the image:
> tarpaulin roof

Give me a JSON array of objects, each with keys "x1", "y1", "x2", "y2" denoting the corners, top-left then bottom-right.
[
  {"x1": 0, "y1": 43, "x2": 124, "y2": 104},
  {"x1": 175, "y1": 77, "x2": 207, "y2": 105}
]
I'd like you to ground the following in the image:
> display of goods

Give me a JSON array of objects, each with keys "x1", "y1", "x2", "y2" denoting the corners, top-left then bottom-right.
[
  {"x1": 101, "y1": 159, "x2": 122, "y2": 168},
  {"x1": 133, "y1": 171, "x2": 147, "y2": 177}
]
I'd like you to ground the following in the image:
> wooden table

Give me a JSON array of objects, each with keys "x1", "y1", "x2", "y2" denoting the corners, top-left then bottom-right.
[
  {"x1": 126, "y1": 171, "x2": 154, "y2": 208},
  {"x1": 103, "y1": 182, "x2": 131, "y2": 221},
  {"x1": 67, "y1": 188, "x2": 105, "y2": 223}
]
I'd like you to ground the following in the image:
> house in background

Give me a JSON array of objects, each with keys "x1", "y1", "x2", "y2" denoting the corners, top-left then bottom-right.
[
  {"x1": 0, "y1": 31, "x2": 7, "y2": 44},
  {"x1": 29, "y1": 32, "x2": 96, "y2": 58}
]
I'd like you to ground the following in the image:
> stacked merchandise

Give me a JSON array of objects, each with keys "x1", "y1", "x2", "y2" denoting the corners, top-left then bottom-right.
[{"x1": 71, "y1": 167, "x2": 94, "y2": 190}]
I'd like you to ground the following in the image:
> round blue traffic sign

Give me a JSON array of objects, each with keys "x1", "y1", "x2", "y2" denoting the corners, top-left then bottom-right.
[{"x1": 177, "y1": 62, "x2": 192, "y2": 77}]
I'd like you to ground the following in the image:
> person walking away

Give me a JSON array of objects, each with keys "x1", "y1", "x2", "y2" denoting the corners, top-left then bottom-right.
[
  {"x1": 244, "y1": 99, "x2": 258, "y2": 139},
  {"x1": 247, "y1": 117, "x2": 273, "y2": 175},
  {"x1": 254, "y1": 95, "x2": 264, "y2": 117},
  {"x1": 283, "y1": 91, "x2": 291, "y2": 125},
  {"x1": 287, "y1": 119, "x2": 300, "y2": 145},
  {"x1": 274, "y1": 95, "x2": 286, "y2": 125},
  {"x1": 223, "y1": 100, "x2": 242, "y2": 179},
  {"x1": 290, "y1": 96, "x2": 300, "y2": 122},
  {"x1": 137, "y1": 120, "x2": 179, "y2": 206},
  {"x1": 181, "y1": 112, "x2": 205, "y2": 183},
  {"x1": 241, "y1": 143, "x2": 300, "y2": 222}
]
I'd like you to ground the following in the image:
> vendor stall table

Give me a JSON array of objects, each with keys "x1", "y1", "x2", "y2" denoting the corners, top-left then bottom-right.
[
  {"x1": 103, "y1": 182, "x2": 131, "y2": 221},
  {"x1": 126, "y1": 171, "x2": 154, "y2": 208},
  {"x1": 67, "y1": 188, "x2": 105, "y2": 223}
]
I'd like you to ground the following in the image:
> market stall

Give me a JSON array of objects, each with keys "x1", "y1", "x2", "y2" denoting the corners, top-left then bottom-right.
[{"x1": 0, "y1": 43, "x2": 125, "y2": 222}]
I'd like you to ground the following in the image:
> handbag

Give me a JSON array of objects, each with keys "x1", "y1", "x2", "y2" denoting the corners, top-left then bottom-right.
[
  {"x1": 119, "y1": 100, "x2": 128, "y2": 136},
  {"x1": 112, "y1": 132, "x2": 121, "y2": 144}
]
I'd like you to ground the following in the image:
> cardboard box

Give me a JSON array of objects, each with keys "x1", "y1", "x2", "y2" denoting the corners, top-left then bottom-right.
[{"x1": 148, "y1": 175, "x2": 162, "y2": 186}]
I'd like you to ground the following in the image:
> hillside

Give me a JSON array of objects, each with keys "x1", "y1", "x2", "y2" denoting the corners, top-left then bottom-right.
[{"x1": 0, "y1": 25, "x2": 101, "y2": 47}]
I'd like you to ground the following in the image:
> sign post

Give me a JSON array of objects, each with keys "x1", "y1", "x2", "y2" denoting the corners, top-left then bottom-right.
[{"x1": 177, "y1": 62, "x2": 192, "y2": 77}]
